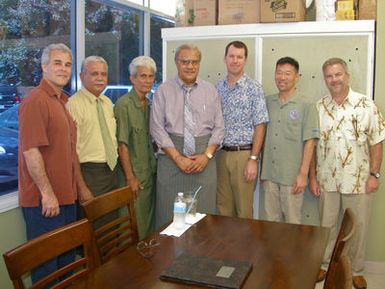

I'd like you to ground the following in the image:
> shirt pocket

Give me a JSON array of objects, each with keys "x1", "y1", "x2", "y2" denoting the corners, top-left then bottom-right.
[{"x1": 284, "y1": 109, "x2": 302, "y2": 141}]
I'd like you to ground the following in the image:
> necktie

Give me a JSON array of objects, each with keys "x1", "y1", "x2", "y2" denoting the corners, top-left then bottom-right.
[
  {"x1": 183, "y1": 87, "x2": 195, "y2": 156},
  {"x1": 96, "y1": 98, "x2": 117, "y2": 170}
]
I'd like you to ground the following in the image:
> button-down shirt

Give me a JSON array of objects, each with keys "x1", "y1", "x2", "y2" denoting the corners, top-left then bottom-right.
[
  {"x1": 114, "y1": 88, "x2": 157, "y2": 177},
  {"x1": 216, "y1": 74, "x2": 269, "y2": 146},
  {"x1": 150, "y1": 76, "x2": 225, "y2": 150},
  {"x1": 66, "y1": 88, "x2": 118, "y2": 164},
  {"x1": 316, "y1": 88, "x2": 385, "y2": 194},
  {"x1": 18, "y1": 79, "x2": 78, "y2": 206},
  {"x1": 261, "y1": 93, "x2": 319, "y2": 185}
]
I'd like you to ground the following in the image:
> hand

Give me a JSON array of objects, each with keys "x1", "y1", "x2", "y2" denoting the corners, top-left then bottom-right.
[
  {"x1": 127, "y1": 176, "x2": 143, "y2": 199},
  {"x1": 309, "y1": 175, "x2": 321, "y2": 197},
  {"x1": 292, "y1": 172, "x2": 307, "y2": 194},
  {"x1": 78, "y1": 186, "x2": 94, "y2": 204},
  {"x1": 174, "y1": 155, "x2": 195, "y2": 173},
  {"x1": 244, "y1": 159, "x2": 258, "y2": 183},
  {"x1": 188, "y1": 154, "x2": 209, "y2": 173},
  {"x1": 365, "y1": 175, "x2": 379, "y2": 193},
  {"x1": 41, "y1": 192, "x2": 60, "y2": 217}
]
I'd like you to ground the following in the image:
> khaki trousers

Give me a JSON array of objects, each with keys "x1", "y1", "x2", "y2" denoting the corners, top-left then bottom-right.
[
  {"x1": 319, "y1": 191, "x2": 373, "y2": 276},
  {"x1": 263, "y1": 180, "x2": 304, "y2": 224},
  {"x1": 216, "y1": 150, "x2": 256, "y2": 218}
]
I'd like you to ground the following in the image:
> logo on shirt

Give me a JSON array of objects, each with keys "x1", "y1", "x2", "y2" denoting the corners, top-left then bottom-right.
[{"x1": 289, "y1": 109, "x2": 300, "y2": 120}]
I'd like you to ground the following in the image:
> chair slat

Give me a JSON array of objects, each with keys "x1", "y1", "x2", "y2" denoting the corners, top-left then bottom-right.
[
  {"x1": 3, "y1": 219, "x2": 100, "y2": 289},
  {"x1": 81, "y1": 186, "x2": 139, "y2": 263}
]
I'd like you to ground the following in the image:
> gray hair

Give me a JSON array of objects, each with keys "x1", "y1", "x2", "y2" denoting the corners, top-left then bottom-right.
[
  {"x1": 81, "y1": 56, "x2": 108, "y2": 73},
  {"x1": 322, "y1": 57, "x2": 349, "y2": 74},
  {"x1": 129, "y1": 56, "x2": 157, "y2": 76},
  {"x1": 174, "y1": 44, "x2": 202, "y2": 63},
  {"x1": 41, "y1": 43, "x2": 72, "y2": 65}
]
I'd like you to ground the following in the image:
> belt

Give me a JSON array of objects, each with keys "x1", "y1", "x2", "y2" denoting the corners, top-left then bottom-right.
[{"x1": 222, "y1": 144, "x2": 252, "y2": 151}]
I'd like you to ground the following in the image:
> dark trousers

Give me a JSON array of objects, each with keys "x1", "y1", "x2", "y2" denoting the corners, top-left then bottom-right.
[
  {"x1": 22, "y1": 204, "x2": 76, "y2": 285},
  {"x1": 80, "y1": 162, "x2": 118, "y2": 228},
  {"x1": 80, "y1": 162, "x2": 118, "y2": 197}
]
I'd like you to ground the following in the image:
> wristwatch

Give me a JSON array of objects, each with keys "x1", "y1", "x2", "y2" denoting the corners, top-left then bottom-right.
[
  {"x1": 370, "y1": 172, "x2": 381, "y2": 179},
  {"x1": 205, "y1": 151, "x2": 213, "y2": 160},
  {"x1": 249, "y1": 155, "x2": 260, "y2": 161}
]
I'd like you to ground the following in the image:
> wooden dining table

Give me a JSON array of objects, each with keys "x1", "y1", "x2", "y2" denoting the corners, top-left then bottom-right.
[{"x1": 68, "y1": 214, "x2": 330, "y2": 289}]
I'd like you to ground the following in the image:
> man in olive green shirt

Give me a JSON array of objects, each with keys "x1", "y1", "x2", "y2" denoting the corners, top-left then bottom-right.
[
  {"x1": 114, "y1": 56, "x2": 157, "y2": 239},
  {"x1": 261, "y1": 57, "x2": 319, "y2": 224}
]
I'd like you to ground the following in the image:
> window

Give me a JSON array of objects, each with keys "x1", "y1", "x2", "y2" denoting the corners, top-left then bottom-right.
[
  {"x1": 85, "y1": 0, "x2": 142, "y2": 87},
  {"x1": 150, "y1": 14, "x2": 175, "y2": 86},
  {"x1": 0, "y1": 0, "x2": 175, "y2": 208},
  {"x1": 0, "y1": 0, "x2": 71, "y2": 197}
]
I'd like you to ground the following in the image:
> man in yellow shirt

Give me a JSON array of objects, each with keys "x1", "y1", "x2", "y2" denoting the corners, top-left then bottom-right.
[{"x1": 67, "y1": 56, "x2": 118, "y2": 205}]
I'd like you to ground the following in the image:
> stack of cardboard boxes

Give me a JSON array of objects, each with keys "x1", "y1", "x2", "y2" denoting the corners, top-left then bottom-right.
[
  {"x1": 175, "y1": 0, "x2": 376, "y2": 27},
  {"x1": 176, "y1": 0, "x2": 306, "y2": 26}
]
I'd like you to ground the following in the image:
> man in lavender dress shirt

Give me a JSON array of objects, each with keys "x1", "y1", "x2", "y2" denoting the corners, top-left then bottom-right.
[{"x1": 150, "y1": 44, "x2": 225, "y2": 228}]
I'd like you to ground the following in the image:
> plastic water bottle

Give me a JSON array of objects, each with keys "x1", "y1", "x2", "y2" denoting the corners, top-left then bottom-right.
[{"x1": 173, "y1": 192, "x2": 186, "y2": 229}]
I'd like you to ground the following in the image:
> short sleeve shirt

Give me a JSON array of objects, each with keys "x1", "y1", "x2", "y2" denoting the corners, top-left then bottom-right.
[
  {"x1": 316, "y1": 89, "x2": 385, "y2": 194},
  {"x1": 261, "y1": 93, "x2": 319, "y2": 185},
  {"x1": 114, "y1": 89, "x2": 156, "y2": 179},
  {"x1": 18, "y1": 79, "x2": 78, "y2": 207},
  {"x1": 216, "y1": 74, "x2": 269, "y2": 145}
]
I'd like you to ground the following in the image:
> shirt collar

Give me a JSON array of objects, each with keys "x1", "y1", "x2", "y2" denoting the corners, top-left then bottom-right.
[
  {"x1": 40, "y1": 78, "x2": 68, "y2": 102},
  {"x1": 224, "y1": 73, "x2": 247, "y2": 89},
  {"x1": 175, "y1": 76, "x2": 199, "y2": 91},
  {"x1": 271, "y1": 90, "x2": 300, "y2": 104},
  {"x1": 80, "y1": 87, "x2": 105, "y2": 104},
  {"x1": 327, "y1": 87, "x2": 355, "y2": 108},
  {"x1": 129, "y1": 88, "x2": 148, "y2": 108}
]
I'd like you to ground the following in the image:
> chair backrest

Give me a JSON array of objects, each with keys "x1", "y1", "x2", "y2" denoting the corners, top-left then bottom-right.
[
  {"x1": 335, "y1": 255, "x2": 353, "y2": 289},
  {"x1": 324, "y1": 255, "x2": 352, "y2": 289},
  {"x1": 81, "y1": 186, "x2": 139, "y2": 263},
  {"x1": 3, "y1": 219, "x2": 100, "y2": 289},
  {"x1": 324, "y1": 208, "x2": 356, "y2": 289}
]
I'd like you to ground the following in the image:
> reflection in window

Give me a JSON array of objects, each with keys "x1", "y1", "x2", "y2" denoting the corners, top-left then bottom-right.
[
  {"x1": 0, "y1": 0, "x2": 71, "y2": 196},
  {"x1": 150, "y1": 14, "x2": 175, "y2": 86},
  {"x1": 85, "y1": 0, "x2": 141, "y2": 87}
]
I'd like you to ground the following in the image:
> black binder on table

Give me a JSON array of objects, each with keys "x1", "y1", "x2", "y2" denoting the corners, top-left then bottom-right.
[{"x1": 160, "y1": 253, "x2": 252, "y2": 289}]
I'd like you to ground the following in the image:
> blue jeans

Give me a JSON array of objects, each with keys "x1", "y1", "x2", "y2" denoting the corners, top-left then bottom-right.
[{"x1": 22, "y1": 204, "x2": 76, "y2": 285}]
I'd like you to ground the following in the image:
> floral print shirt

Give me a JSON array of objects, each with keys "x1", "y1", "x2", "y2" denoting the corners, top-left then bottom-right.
[{"x1": 316, "y1": 88, "x2": 385, "y2": 194}]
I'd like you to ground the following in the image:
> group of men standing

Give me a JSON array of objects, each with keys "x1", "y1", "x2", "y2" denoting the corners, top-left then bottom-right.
[
  {"x1": 18, "y1": 41, "x2": 384, "y2": 289},
  {"x1": 18, "y1": 43, "x2": 157, "y2": 282}
]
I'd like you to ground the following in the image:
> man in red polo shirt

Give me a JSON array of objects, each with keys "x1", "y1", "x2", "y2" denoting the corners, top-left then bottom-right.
[{"x1": 18, "y1": 43, "x2": 92, "y2": 284}]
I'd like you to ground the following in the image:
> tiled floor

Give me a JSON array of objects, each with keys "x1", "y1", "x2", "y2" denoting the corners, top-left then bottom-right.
[{"x1": 314, "y1": 272, "x2": 385, "y2": 289}]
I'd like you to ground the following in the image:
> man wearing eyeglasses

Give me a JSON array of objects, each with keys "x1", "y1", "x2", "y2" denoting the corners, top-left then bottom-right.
[{"x1": 150, "y1": 44, "x2": 225, "y2": 228}]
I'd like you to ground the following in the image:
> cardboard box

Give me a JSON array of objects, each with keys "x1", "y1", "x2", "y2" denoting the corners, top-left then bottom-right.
[
  {"x1": 337, "y1": 0, "x2": 354, "y2": 10},
  {"x1": 175, "y1": 0, "x2": 194, "y2": 27},
  {"x1": 175, "y1": 0, "x2": 217, "y2": 27},
  {"x1": 359, "y1": 0, "x2": 376, "y2": 20},
  {"x1": 260, "y1": 0, "x2": 305, "y2": 23},
  {"x1": 194, "y1": 0, "x2": 217, "y2": 26},
  {"x1": 218, "y1": 0, "x2": 260, "y2": 25},
  {"x1": 336, "y1": 9, "x2": 355, "y2": 20}
]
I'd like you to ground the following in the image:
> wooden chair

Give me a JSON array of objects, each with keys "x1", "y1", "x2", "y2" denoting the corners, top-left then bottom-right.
[
  {"x1": 81, "y1": 186, "x2": 139, "y2": 263},
  {"x1": 324, "y1": 208, "x2": 356, "y2": 289},
  {"x1": 3, "y1": 219, "x2": 100, "y2": 289},
  {"x1": 326, "y1": 255, "x2": 353, "y2": 289}
]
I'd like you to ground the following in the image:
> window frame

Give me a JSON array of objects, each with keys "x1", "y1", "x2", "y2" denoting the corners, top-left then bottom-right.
[{"x1": 0, "y1": 0, "x2": 175, "y2": 212}]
